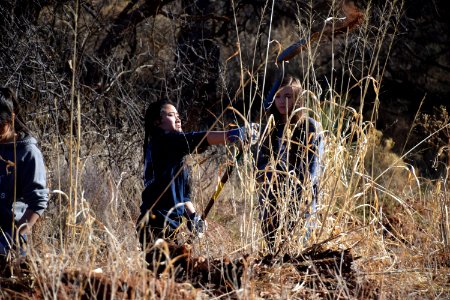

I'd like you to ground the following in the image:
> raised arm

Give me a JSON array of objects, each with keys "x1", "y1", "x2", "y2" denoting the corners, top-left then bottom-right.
[{"x1": 206, "y1": 131, "x2": 227, "y2": 145}]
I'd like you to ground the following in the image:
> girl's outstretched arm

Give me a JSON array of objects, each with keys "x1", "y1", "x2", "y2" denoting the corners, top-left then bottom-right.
[{"x1": 206, "y1": 131, "x2": 227, "y2": 145}]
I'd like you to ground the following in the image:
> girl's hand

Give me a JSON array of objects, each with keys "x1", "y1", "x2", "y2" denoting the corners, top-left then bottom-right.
[
  {"x1": 188, "y1": 213, "x2": 208, "y2": 238},
  {"x1": 226, "y1": 123, "x2": 260, "y2": 145},
  {"x1": 193, "y1": 214, "x2": 207, "y2": 237}
]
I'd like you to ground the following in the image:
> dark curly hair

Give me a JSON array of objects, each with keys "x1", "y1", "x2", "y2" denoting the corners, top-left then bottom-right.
[{"x1": 0, "y1": 86, "x2": 31, "y2": 138}]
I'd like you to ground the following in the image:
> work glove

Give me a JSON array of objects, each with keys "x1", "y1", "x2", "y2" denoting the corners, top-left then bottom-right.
[
  {"x1": 187, "y1": 213, "x2": 207, "y2": 238},
  {"x1": 226, "y1": 122, "x2": 260, "y2": 145}
]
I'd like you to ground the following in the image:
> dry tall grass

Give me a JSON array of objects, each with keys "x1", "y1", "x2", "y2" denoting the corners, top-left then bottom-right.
[{"x1": 1, "y1": 0, "x2": 449, "y2": 299}]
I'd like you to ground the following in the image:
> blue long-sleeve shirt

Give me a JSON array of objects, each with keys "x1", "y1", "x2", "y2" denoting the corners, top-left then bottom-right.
[
  {"x1": 140, "y1": 129, "x2": 209, "y2": 229},
  {"x1": 256, "y1": 117, "x2": 324, "y2": 189},
  {"x1": 0, "y1": 135, "x2": 49, "y2": 231}
]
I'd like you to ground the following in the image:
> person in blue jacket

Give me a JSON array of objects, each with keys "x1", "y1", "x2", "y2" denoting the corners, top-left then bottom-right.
[
  {"x1": 0, "y1": 86, "x2": 49, "y2": 257},
  {"x1": 256, "y1": 76, "x2": 324, "y2": 250},
  {"x1": 137, "y1": 99, "x2": 258, "y2": 256}
]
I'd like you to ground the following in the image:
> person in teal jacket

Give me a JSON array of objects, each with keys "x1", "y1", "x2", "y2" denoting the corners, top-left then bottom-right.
[{"x1": 0, "y1": 86, "x2": 49, "y2": 257}]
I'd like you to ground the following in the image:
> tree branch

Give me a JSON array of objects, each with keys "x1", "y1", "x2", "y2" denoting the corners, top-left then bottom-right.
[{"x1": 96, "y1": 0, "x2": 175, "y2": 59}]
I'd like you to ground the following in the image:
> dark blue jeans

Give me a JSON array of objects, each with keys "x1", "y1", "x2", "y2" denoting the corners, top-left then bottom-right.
[
  {"x1": 136, "y1": 213, "x2": 184, "y2": 273},
  {"x1": 259, "y1": 183, "x2": 318, "y2": 249}
]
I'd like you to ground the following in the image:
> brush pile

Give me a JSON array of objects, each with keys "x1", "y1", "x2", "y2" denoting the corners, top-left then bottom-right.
[{"x1": 1, "y1": 242, "x2": 373, "y2": 299}]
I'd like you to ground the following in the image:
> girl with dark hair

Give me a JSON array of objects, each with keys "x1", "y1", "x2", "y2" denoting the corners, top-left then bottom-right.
[
  {"x1": 256, "y1": 76, "x2": 324, "y2": 250},
  {"x1": 0, "y1": 87, "x2": 49, "y2": 256},
  {"x1": 137, "y1": 100, "x2": 258, "y2": 257}
]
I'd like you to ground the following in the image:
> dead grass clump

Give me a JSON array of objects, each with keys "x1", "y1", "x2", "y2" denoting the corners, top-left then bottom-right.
[
  {"x1": 413, "y1": 105, "x2": 450, "y2": 178},
  {"x1": 365, "y1": 128, "x2": 415, "y2": 195}
]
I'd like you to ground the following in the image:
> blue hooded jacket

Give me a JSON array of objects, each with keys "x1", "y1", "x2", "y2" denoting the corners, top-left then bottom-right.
[
  {"x1": 0, "y1": 135, "x2": 49, "y2": 231},
  {"x1": 140, "y1": 128, "x2": 209, "y2": 229},
  {"x1": 257, "y1": 117, "x2": 324, "y2": 184}
]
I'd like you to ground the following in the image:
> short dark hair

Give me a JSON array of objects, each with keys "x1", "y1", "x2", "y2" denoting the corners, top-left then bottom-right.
[{"x1": 0, "y1": 86, "x2": 31, "y2": 137}]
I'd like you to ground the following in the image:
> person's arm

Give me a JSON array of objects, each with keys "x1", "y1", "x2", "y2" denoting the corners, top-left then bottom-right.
[
  {"x1": 185, "y1": 201, "x2": 207, "y2": 235},
  {"x1": 162, "y1": 130, "x2": 225, "y2": 154},
  {"x1": 17, "y1": 209, "x2": 40, "y2": 235},
  {"x1": 304, "y1": 118, "x2": 323, "y2": 182},
  {"x1": 206, "y1": 123, "x2": 261, "y2": 146},
  {"x1": 206, "y1": 131, "x2": 227, "y2": 145},
  {"x1": 19, "y1": 143, "x2": 49, "y2": 233},
  {"x1": 185, "y1": 201, "x2": 197, "y2": 217}
]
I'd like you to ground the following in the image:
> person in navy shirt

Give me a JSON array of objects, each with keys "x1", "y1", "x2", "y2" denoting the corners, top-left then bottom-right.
[
  {"x1": 137, "y1": 99, "x2": 258, "y2": 257},
  {"x1": 256, "y1": 76, "x2": 324, "y2": 250}
]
